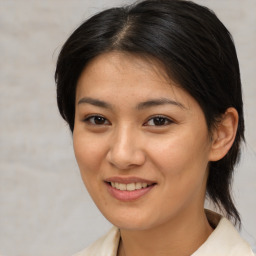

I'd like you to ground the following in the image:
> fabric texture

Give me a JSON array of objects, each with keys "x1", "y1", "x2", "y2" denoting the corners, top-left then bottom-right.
[{"x1": 73, "y1": 210, "x2": 255, "y2": 256}]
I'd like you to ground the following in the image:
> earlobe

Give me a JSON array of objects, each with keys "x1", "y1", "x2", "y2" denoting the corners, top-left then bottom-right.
[{"x1": 209, "y1": 107, "x2": 239, "y2": 162}]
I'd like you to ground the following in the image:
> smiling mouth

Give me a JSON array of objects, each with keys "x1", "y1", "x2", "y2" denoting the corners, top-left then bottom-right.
[
  {"x1": 109, "y1": 182, "x2": 152, "y2": 191},
  {"x1": 105, "y1": 179, "x2": 156, "y2": 201}
]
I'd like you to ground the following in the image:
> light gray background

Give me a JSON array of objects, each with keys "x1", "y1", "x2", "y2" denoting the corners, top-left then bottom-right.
[{"x1": 0, "y1": 0, "x2": 255, "y2": 255}]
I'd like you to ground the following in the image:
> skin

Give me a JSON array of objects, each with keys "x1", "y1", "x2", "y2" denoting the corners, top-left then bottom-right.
[{"x1": 73, "y1": 51, "x2": 238, "y2": 256}]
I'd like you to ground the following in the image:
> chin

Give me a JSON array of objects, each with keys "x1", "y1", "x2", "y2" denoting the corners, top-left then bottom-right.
[{"x1": 103, "y1": 210, "x2": 158, "y2": 231}]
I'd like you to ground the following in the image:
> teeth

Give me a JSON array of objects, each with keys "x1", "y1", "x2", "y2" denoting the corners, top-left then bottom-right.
[
  {"x1": 135, "y1": 183, "x2": 142, "y2": 189},
  {"x1": 110, "y1": 182, "x2": 150, "y2": 191},
  {"x1": 115, "y1": 182, "x2": 120, "y2": 190},
  {"x1": 119, "y1": 183, "x2": 126, "y2": 191},
  {"x1": 142, "y1": 182, "x2": 147, "y2": 188},
  {"x1": 127, "y1": 183, "x2": 135, "y2": 191}
]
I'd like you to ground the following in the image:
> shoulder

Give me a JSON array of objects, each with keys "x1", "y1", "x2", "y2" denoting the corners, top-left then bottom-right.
[
  {"x1": 72, "y1": 226, "x2": 120, "y2": 256},
  {"x1": 193, "y1": 210, "x2": 255, "y2": 256}
]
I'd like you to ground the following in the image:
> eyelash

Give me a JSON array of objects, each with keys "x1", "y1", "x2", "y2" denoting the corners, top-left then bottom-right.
[
  {"x1": 144, "y1": 115, "x2": 173, "y2": 126},
  {"x1": 83, "y1": 115, "x2": 173, "y2": 127},
  {"x1": 84, "y1": 115, "x2": 110, "y2": 125}
]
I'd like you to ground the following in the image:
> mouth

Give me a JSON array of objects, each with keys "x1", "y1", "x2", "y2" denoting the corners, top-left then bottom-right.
[
  {"x1": 108, "y1": 182, "x2": 153, "y2": 191},
  {"x1": 104, "y1": 177, "x2": 156, "y2": 201}
]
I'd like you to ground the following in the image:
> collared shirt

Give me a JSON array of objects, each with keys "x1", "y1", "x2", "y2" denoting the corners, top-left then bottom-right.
[{"x1": 73, "y1": 211, "x2": 255, "y2": 256}]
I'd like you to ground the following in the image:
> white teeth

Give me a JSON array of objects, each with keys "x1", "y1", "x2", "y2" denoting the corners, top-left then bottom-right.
[
  {"x1": 127, "y1": 183, "x2": 136, "y2": 191},
  {"x1": 110, "y1": 182, "x2": 150, "y2": 191},
  {"x1": 135, "y1": 183, "x2": 142, "y2": 189},
  {"x1": 115, "y1": 182, "x2": 120, "y2": 190},
  {"x1": 142, "y1": 182, "x2": 147, "y2": 188},
  {"x1": 119, "y1": 183, "x2": 127, "y2": 191}
]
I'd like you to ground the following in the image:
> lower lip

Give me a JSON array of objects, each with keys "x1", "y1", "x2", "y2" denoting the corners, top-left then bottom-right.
[{"x1": 106, "y1": 183, "x2": 155, "y2": 201}]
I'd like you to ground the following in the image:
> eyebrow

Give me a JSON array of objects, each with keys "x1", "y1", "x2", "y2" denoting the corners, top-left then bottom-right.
[
  {"x1": 77, "y1": 96, "x2": 185, "y2": 110},
  {"x1": 77, "y1": 97, "x2": 112, "y2": 109},
  {"x1": 137, "y1": 98, "x2": 185, "y2": 110}
]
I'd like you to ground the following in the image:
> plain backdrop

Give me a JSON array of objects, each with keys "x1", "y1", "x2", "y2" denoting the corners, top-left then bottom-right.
[{"x1": 0, "y1": 0, "x2": 255, "y2": 255}]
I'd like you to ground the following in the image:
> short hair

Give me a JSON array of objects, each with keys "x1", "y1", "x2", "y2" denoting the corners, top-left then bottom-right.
[{"x1": 55, "y1": 0, "x2": 244, "y2": 224}]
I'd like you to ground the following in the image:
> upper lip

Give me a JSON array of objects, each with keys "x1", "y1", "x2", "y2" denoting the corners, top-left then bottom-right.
[{"x1": 104, "y1": 176, "x2": 156, "y2": 185}]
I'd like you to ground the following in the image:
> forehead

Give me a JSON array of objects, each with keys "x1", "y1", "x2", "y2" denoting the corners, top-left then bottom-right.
[
  {"x1": 77, "y1": 52, "x2": 173, "y2": 89},
  {"x1": 76, "y1": 51, "x2": 195, "y2": 110},
  {"x1": 79, "y1": 51, "x2": 170, "y2": 81}
]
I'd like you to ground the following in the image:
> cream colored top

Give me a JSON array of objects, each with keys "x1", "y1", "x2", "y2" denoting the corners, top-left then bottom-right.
[{"x1": 73, "y1": 211, "x2": 255, "y2": 256}]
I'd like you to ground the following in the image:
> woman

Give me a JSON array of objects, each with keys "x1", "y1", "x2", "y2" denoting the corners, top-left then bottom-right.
[{"x1": 55, "y1": 0, "x2": 255, "y2": 255}]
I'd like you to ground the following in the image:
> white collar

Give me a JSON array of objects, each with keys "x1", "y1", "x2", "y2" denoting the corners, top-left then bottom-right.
[
  {"x1": 74, "y1": 210, "x2": 255, "y2": 256},
  {"x1": 192, "y1": 210, "x2": 254, "y2": 255}
]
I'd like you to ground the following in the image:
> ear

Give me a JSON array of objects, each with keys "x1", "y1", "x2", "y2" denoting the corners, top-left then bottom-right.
[{"x1": 209, "y1": 107, "x2": 239, "y2": 162}]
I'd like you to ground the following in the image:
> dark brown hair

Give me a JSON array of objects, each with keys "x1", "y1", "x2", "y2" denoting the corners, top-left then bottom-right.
[{"x1": 55, "y1": 0, "x2": 244, "y2": 224}]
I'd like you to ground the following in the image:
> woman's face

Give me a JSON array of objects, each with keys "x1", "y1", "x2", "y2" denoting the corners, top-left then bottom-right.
[{"x1": 73, "y1": 52, "x2": 214, "y2": 231}]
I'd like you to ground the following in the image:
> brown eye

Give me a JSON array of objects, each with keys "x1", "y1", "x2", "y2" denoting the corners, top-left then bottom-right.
[
  {"x1": 145, "y1": 116, "x2": 173, "y2": 126},
  {"x1": 84, "y1": 115, "x2": 110, "y2": 125}
]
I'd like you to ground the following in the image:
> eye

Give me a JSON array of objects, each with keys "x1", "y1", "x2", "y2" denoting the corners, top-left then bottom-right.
[
  {"x1": 84, "y1": 115, "x2": 110, "y2": 125},
  {"x1": 144, "y1": 116, "x2": 173, "y2": 126}
]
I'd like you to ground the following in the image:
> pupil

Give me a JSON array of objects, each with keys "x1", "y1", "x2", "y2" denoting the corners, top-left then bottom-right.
[
  {"x1": 95, "y1": 116, "x2": 105, "y2": 124},
  {"x1": 154, "y1": 117, "x2": 165, "y2": 125}
]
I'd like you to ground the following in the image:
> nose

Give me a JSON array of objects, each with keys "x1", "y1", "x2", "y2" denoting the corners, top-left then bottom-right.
[{"x1": 106, "y1": 126, "x2": 146, "y2": 170}]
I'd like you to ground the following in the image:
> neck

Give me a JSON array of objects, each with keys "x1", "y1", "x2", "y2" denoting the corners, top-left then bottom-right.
[{"x1": 118, "y1": 209, "x2": 213, "y2": 256}]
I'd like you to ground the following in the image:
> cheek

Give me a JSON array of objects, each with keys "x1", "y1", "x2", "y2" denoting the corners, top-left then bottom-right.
[
  {"x1": 73, "y1": 132, "x2": 110, "y2": 206},
  {"x1": 73, "y1": 132, "x2": 106, "y2": 182},
  {"x1": 147, "y1": 130, "x2": 210, "y2": 189},
  {"x1": 147, "y1": 134, "x2": 201, "y2": 170}
]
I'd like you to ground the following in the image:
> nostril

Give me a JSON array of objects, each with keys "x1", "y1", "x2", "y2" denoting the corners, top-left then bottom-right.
[{"x1": 106, "y1": 146, "x2": 146, "y2": 170}]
